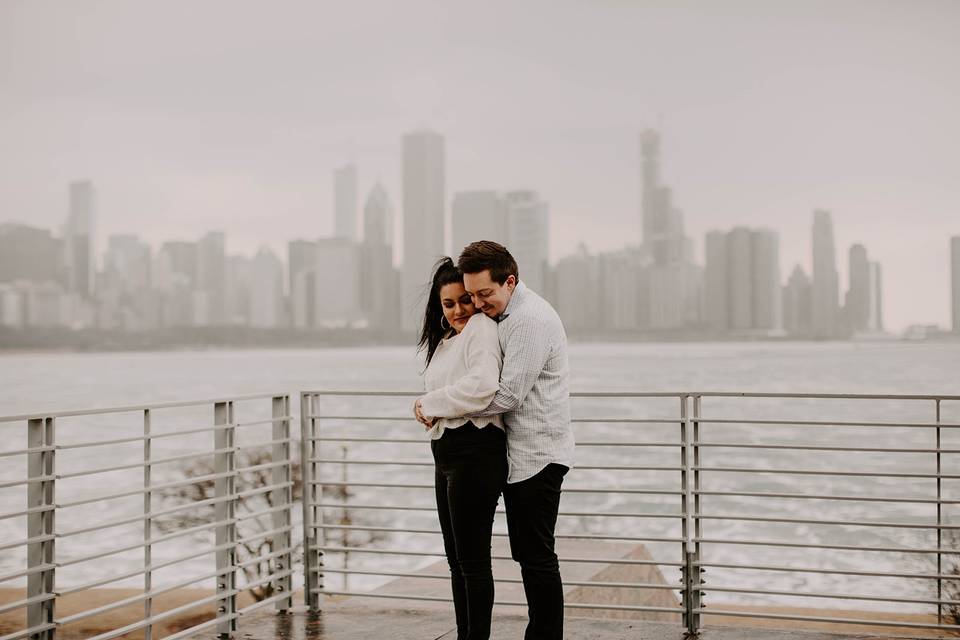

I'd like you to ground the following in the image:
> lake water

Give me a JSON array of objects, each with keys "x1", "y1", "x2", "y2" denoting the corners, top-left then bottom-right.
[{"x1": 1, "y1": 341, "x2": 959, "y2": 614}]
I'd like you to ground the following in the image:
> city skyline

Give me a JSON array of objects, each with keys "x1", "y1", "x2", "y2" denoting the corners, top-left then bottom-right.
[{"x1": 2, "y1": 2, "x2": 958, "y2": 331}]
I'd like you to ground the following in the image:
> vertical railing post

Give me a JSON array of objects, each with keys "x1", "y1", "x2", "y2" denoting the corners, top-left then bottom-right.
[
  {"x1": 271, "y1": 395, "x2": 293, "y2": 611},
  {"x1": 214, "y1": 401, "x2": 237, "y2": 638},
  {"x1": 679, "y1": 395, "x2": 691, "y2": 629},
  {"x1": 143, "y1": 409, "x2": 153, "y2": 640},
  {"x1": 936, "y1": 398, "x2": 943, "y2": 627},
  {"x1": 27, "y1": 416, "x2": 56, "y2": 640},
  {"x1": 300, "y1": 392, "x2": 324, "y2": 611},
  {"x1": 690, "y1": 394, "x2": 704, "y2": 633}
]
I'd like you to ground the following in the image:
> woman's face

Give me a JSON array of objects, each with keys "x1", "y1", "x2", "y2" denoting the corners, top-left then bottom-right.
[{"x1": 439, "y1": 282, "x2": 477, "y2": 334}]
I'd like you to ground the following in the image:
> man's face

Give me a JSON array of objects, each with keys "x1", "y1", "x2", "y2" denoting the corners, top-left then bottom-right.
[{"x1": 463, "y1": 270, "x2": 516, "y2": 319}]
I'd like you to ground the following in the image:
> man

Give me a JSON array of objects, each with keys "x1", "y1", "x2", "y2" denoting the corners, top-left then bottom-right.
[{"x1": 419, "y1": 240, "x2": 575, "y2": 640}]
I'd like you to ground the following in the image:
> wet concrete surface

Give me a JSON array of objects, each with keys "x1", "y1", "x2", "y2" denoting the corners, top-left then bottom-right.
[{"x1": 186, "y1": 603, "x2": 896, "y2": 640}]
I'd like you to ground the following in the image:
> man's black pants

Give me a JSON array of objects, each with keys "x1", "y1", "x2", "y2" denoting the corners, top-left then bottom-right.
[
  {"x1": 432, "y1": 423, "x2": 507, "y2": 640},
  {"x1": 504, "y1": 462, "x2": 569, "y2": 640}
]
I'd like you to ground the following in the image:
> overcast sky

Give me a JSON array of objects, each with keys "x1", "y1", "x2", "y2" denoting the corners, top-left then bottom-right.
[{"x1": 1, "y1": 0, "x2": 958, "y2": 332}]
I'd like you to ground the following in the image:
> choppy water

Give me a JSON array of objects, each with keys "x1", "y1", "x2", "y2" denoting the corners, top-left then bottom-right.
[{"x1": 1, "y1": 341, "x2": 958, "y2": 614}]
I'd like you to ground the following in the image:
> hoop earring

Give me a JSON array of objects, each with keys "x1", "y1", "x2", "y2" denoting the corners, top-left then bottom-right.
[{"x1": 440, "y1": 315, "x2": 451, "y2": 331}]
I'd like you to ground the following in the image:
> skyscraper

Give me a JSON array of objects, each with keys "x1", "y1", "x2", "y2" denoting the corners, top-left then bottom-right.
[
  {"x1": 288, "y1": 240, "x2": 318, "y2": 329},
  {"x1": 751, "y1": 229, "x2": 781, "y2": 332},
  {"x1": 811, "y1": 209, "x2": 840, "y2": 338},
  {"x1": 451, "y1": 191, "x2": 508, "y2": 257},
  {"x1": 249, "y1": 247, "x2": 284, "y2": 328},
  {"x1": 845, "y1": 244, "x2": 870, "y2": 332},
  {"x1": 504, "y1": 190, "x2": 549, "y2": 294},
  {"x1": 313, "y1": 238, "x2": 362, "y2": 324},
  {"x1": 334, "y1": 163, "x2": 358, "y2": 241},
  {"x1": 704, "y1": 231, "x2": 728, "y2": 331},
  {"x1": 401, "y1": 130, "x2": 445, "y2": 332},
  {"x1": 0, "y1": 224, "x2": 61, "y2": 284},
  {"x1": 952, "y1": 236, "x2": 960, "y2": 333},
  {"x1": 362, "y1": 183, "x2": 399, "y2": 329},
  {"x1": 363, "y1": 182, "x2": 393, "y2": 247},
  {"x1": 198, "y1": 231, "x2": 226, "y2": 325},
  {"x1": 783, "y1": 265, "x2": 813, "y2": 336},
  {"x1": 64, "y1": 180, "x2": 96, "y2": 297},
  {"x1": 554, "y1": 244, "x2": 599, "y2": 332},
  {"x1": 727, "y1": 227, "x2": 753, "y2": 330},
  {"x1": 868, "y1": 261, "x2": 883, "y2": 332}
]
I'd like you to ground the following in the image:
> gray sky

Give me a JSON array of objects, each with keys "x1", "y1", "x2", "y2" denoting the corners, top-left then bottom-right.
[{"x1": 1, "y1": 0, "x2": 958, "y2": 332}]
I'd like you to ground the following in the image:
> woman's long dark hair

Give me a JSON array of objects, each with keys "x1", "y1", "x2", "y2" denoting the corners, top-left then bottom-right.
[{"x1": 418, "y1": 256, "x2": 463, "y2": 367}]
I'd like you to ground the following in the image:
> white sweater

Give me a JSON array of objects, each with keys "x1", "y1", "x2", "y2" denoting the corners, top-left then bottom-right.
[{"x1": 419, "y1": 312, "x2": 504, "y2": 439}]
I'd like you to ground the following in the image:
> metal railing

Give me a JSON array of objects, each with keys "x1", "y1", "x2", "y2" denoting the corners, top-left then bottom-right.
[
  {"x1": 3, "y1": 389, "x2": 959, "y2": 638},
  {"x1": 301, "y1": 389, "x2": 960, "y2": 637},
  {"x1": 0, "y1": 393, "x2": 296, "y2": 640}
]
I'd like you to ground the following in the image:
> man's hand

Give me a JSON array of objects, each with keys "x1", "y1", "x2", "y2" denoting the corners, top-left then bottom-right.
[{"x1": 414, "y1": 398, "x2": 435, "y2": 430}]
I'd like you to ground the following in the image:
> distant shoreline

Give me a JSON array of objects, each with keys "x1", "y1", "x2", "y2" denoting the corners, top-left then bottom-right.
[{"x1": 2, "y1": 326, "x2": 954, "y2": 354}]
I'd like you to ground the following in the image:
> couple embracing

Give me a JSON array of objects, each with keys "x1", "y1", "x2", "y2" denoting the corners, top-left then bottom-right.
[{"x1": 414, "y1": 241, "x2": 576, "y2": 640}]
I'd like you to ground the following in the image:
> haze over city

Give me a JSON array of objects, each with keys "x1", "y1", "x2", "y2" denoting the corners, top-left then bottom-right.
[{"x1": 1, "y1": 0, "x2": 959, "y2": 333}]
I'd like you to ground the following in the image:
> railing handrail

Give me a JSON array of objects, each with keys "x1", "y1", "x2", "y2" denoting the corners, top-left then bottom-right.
[
  {"x1": 301, "y1": 388, "x2": 960, "y2": 400},
  {"x1": 0, "y1": 391, "x2": 292, "y2": 423}
]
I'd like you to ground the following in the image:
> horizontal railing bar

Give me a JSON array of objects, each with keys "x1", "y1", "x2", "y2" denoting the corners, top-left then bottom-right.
[
  {"x1": 236, "y1": 589, "x2": 296, "y2": 616},
  {"x1": 0, "y1": 474, "x2": 55, "y2": 489},
  {"x1": 310, "y1": 457, "x2": 431, "y2": 466},
  {"x1": 321, "y1": 567, "x2": 677, "y2": 591},
  {"x1": 695, "y1": 537, "x2": 960, "y2": 555},
  {"x1": 698, "y1": 417, "x2": 960, "y2": 429},
  {"x1": 315, "y1": 589, "x2": 682, "y2": 613},
  {"x1": 316, "y1": 545, "x2": 683, "y2": 566},
  {"x1": 57, "y1": 570, "x2": 227, "y2": 622},
  {"x1": 160, "y1": 614, "x2": 236, "y2": 640},
  {"x1": 301, "y1": 389, "x2": 960, "y2": 400},
  {"x1": 236, "y1": 525, "x2": 293, "y2": 548},
  {"x1": 0, "y1": 533, "x2": 55, "y2": 552},
  {"x1": 0, "y1": 592, "x2": 56, "y2": 616},
  {"x1": 316, "y1": 524, "x2": 685, "y2": 544},
  {"x1": 235, "y1": 546, "x2": 295, "y2": 572},
  {"x1": 313, "y1": 480, "x2": 681, "y2": 496},
  {"x1": 694, "y1": 561, "x2": 957, "y2": 580},
  {"x1": 234, "y1": 503, "x2": 291, "y2": 525},
  {"x1": 56, "y1": 420, "x2": 269, "y2": 449},
  {"x1": 59, "y1": 540, "x2": 238, "y2": 595},
  {"x1": 57, "y1": 446, "x2": 237, "y2": 478},
  {"x1": 57, "y1": 469, "x2": 240, "y2": 508},
  {"x1": 693, "y1": 584, "x2": 960, "y2": 606},
  {"x1": 697, "y1": 441, "x2": 960, "y2": 453},
  {"x1": 78, "y1": 588, "x2": 229, "y2": 640},
  {"x1": 315, "y1": 502, "x2": 680, "y2": 519},
  {"x1": 696, "y1": 513, "x2": 960, "y2": 529},
  {"x1": 309, "y1": 458, "x2": 681, "y2": 472},
  {"x1": 690, "y1": 607, "x2": 960, "y2": 631},
  {"x1": 695, "y1": 391, "x2": 960, "y2": 400},
  {"x1": 309, "y1": 415, "x2": 680, "y2": 425},
  {"x1": 235, "y1": 415, "x2": 294, "y2": 427},
  {"x1": 0, "y1": 504, "x2": 55, "y2": 521},
  {"x1": 0, "y1": 563, "x2": 55, "y2": 583},
  {"x1": 59, "y1": 481, "x2": 281, "y2": 539},
  {"x1": 0, "y1": 622, "x2": 58, "y2": 640},
  {"x1": 0, "y1": 444, "x2": 55, "y2": 458},
  {"x1": 693, "y1": 465, "x2": 960, "y2": 479},
  {"x1": 0, "y1": 392, "x2": 290, "y2": 422},
  {"x1": 234, "y1": 437, "x2": 293, "y2": 452},
  {"x1": 695, "y1": 490, "x2": 960, "y2": 504}
]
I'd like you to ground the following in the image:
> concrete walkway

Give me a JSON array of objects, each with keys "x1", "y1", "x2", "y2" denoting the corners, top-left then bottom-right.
[{"x1": 186, "y1": 604, "x2": 911, "y2": 640}]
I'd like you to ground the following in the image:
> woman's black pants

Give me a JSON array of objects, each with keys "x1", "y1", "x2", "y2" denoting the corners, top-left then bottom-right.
[{"x1": 431, "y1": 422, "x2": 507, "y2": 640}]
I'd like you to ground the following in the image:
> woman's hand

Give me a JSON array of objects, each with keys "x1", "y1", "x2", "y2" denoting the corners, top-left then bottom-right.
[{"x1": 414, "y1": 398, "x2": 435, "y2": 430}]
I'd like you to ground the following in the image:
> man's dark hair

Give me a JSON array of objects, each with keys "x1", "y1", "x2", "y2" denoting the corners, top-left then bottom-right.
[{"x1": 457, "y1": 240, "x2": 519, "y2": 284}]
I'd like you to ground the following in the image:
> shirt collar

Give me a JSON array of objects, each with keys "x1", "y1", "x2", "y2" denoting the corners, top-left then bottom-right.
[{"x1": 498, "y1": 280, "x2": 526, "y2": 322}]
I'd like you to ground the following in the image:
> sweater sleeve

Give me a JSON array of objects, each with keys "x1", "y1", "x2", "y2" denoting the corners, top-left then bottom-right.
[{"x1": 418, "y1": 315, "x2": 503, "y2": 419}]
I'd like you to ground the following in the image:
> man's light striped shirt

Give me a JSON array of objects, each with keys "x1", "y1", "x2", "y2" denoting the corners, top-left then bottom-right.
[{"x1": 468, "y1": 281, "x2": 575, "y2": 483}]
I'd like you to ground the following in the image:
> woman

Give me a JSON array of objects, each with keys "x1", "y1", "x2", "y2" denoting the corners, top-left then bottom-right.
[{"x1": 414, "y1": 257, "x2": 506, "y2": 640}]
